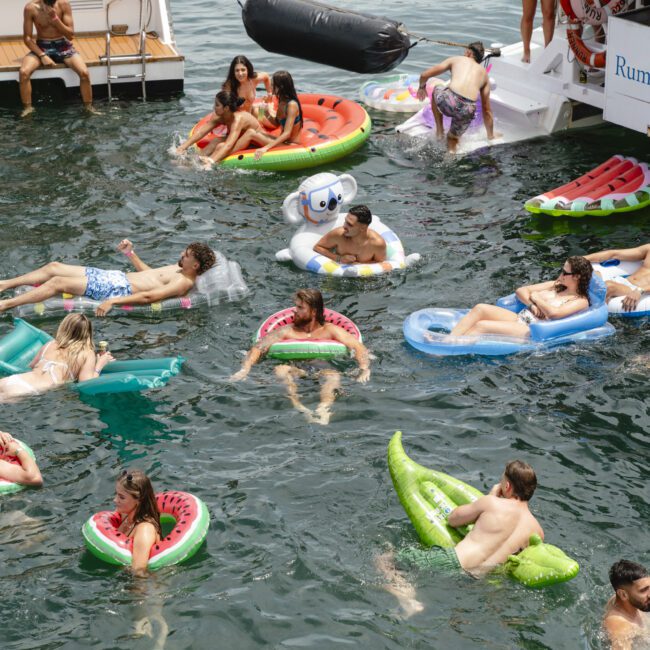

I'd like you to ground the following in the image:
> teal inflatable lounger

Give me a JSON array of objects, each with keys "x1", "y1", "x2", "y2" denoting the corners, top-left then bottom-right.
[{"x1": 0, "y1": 318, "x2": 183, "y2": 395}]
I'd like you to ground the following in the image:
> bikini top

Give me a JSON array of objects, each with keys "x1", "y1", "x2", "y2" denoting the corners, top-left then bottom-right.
[
  {"x1": 278, "y1": 100, "x2": 303, "y2": 129},
  {"x1": 34, "y1": 342, "x2": 75, "y2": 385}
]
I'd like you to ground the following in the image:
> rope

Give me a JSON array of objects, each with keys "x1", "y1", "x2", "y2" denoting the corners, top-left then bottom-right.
[{"x1": 401, "y1": 29, "x2": 501, "y2": 57}]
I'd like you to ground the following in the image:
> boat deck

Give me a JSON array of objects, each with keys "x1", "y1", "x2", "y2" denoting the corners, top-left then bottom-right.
[{"x1": 0, "y1": 32, "x2": 181, "y2": 71}]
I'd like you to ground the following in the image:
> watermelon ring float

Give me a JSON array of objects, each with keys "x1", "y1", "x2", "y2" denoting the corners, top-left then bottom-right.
[
  {"x1": 254, "y1": 307, "x2": 362, "y2": 361},
  {"x1": 82, "y1": 491, "x2": 209, "y2": 570},
  {"x1": 191, "y1": 93, "x2": 371, "y2": 172},
  {"x1": 0, "y1": 439, "x2": 36, "y2": 496},
  {"x1": 525, "y1": 155, "x2": 650, "y2": 217},
  {"x1": 388, "y1": 431, "x2": 580, "y2": 588}
]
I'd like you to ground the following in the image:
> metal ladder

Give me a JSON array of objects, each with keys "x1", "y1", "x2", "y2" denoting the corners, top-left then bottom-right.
[{"x1": 101, "y1": 0, "x2": 150, "y2": 101}]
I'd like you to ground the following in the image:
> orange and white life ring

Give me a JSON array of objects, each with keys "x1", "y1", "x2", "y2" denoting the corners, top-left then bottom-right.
[
  {"x1": 566, "y1": 21, "x2": 607, "y2": 68},
  {"x1": 560, "y1": 0, "x2": 629, "y2": 24}
]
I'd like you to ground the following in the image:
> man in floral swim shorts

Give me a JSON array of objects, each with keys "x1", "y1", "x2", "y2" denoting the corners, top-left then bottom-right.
[
  {"x1": 417, "y1": 42, "x2": 499, "y2": 153},
  {"x1": 0, "y1": 239, "x2": 216, "y2": 316}
]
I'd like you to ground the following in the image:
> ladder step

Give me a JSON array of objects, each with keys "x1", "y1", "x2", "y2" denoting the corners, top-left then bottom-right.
[
  {"x1": 108, "y1": 73, "x2": 145, "y2": 80},
  {"x1": 99, "y1": 54, "x2": 152, "y2": 61}
]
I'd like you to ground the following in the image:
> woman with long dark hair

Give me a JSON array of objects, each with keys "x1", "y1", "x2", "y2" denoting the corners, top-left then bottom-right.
[
  {"x1": 176, "y1": 90, "x2": 260, "y2": 165},
  {"x1": 447, "y1": 256, "x2": 593, "y2": 338},
  {"x1": 114, "y1": 469, "x2": 161, "y2": 576},
  {"x1": 222, "y1": 55, "x2": 272, "y2": 116},
  {"x1": 231, "y1": 70, "x2": 304, "y2": 161}
]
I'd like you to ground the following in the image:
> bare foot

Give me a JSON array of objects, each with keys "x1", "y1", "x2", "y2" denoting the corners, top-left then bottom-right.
[
  {"x1": 375, "y1": 552, "x2": 425, "y2": 619},
  {"x1": 20, "y1": 105, "x2": 35, "y2": 118},
  {"x1": 199, "y1": 156, "x2": 214, "y2": 170},
  {"x1": 522, "y1": 53, "x2": 531, "y2": 63},
  {"x1": 84, "y1": 104, "x2": 102, "y2": 115},
  {"x1": 314, "y1": 405, "x2": 331, "y2": 425}
]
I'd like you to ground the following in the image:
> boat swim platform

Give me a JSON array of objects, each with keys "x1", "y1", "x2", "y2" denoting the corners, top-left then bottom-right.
[{"x1": 0, "y1": 32, "x2": 184, "y2": 103}]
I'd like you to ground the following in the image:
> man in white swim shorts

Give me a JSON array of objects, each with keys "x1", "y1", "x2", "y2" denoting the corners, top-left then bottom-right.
[
  {"x1": 0, "y1": 240, "x2": 215, "y2": 316},
  {"x1": 586, "y1": 243, "x2": 650, "y2": 312}
]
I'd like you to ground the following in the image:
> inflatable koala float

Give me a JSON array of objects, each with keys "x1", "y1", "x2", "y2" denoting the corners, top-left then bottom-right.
[{"x1": 275, "y1": 172, "x2": 420, "y2": 277}]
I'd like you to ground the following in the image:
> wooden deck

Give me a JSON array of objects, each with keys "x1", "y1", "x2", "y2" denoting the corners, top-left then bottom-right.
[{"x1": 0, "y1": 32, "x2": 182, "y2": 71}]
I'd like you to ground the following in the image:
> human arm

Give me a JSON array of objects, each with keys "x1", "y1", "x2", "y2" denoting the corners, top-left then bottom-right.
[
  {"x1": 256, "y1": 71, "x2": 273, "y2": 98},
  {"x1": 326, "y1": 325, "x2": 371, "y2": 382},
  {"x1": 177, "y1": 115, "x2": 221, "y2": 153},
  {"x1": 515, "y1": 280, "x2": 556, "y2": 307},
  {"x1": 208, "y1": 113, "x2": 257, "y2": 163},
  {"x1": 95, "y1": 276, "x2": 194, "y2": 316},
  {"x1": 416, "y1": 59, "x2": 453, "y2": 100},
  {"x1": 77, "y1": 349, "x2": 115, "y2": 382},
  {"x1": 22, "y1": 7, "x2": 54, "y2": 65},
  {"x1": 117, "y1": 239, "x2": 151, "y2": 271},
  {"x1": 254, "y1": 100, "x2": 301, "y2": 160},
  {"x1": 530, "y1": 291, "x2": 589, "y2": 319},
  {"x1": 584, "y1": 244, "x2": 650, "y2": 264},
  {"x1": 480, "y1": 81, "x2": 496, "y2": 140},
  {"x1": 229, "y1": 328, "x2": 287, "y2": 381},
  {"x1": 52, "y1": 0, "x2": 75, "y2": 41},
  {"x1": 447, "y1": 495, "x2": 491, "y2": 528},
  {"x1": 130, "y1": 522, "x2": 157, "y2": 577},
  {"x1": 0, "y1": 431, "x2": 42, "y2": 486},
  {"x1": 313, "y1": 231, "x2": 357, "y2": 264},
  {"x1": 604, "y1": 615, "x2": 636, "y2": 650}
]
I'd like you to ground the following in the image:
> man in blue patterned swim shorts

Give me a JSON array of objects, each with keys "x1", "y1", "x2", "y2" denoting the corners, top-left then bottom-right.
[
  {"x1": 417, "y1": 42, "x2": 499, "y2": 153},
  {"x1": 19, "y1": 0, "x2": 96, "y2": 117},
  {"x1": 0, "y1": 239, "x2": 216, "y2": 316}
]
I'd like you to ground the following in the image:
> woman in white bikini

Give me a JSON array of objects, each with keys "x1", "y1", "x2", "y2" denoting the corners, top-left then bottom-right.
[
  {"x1": 449, "y1": 256, "x2": 593, "y2": 338},
  {"x1": 0, "y1": 313, "x2": 114, "y2": 400},
  {"x1": 114, "y1": 469, "x2": 161, "y2": 576}
]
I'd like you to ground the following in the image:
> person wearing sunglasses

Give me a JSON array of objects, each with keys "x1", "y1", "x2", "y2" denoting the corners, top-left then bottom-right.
[
  {"x1": 114, "y1": 469, "x2": 161, "y2": 577},
  {"x1": 447, "y1": 256, "x2": 592, "y2": 338}
]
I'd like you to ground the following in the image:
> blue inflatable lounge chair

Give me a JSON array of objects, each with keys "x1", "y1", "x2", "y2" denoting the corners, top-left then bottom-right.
[
  {"x1": 403, "y1": 275, "x2": 615, "y2": 356},
  {"x1": 0, "y1": 318, "x2": 183, "y2": 394}
]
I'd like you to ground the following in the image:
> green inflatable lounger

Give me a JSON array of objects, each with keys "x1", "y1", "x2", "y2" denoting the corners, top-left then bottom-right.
[
  {"x1": 387, "y1": 431, "x2": 579, "y2": 588},
  {"x1": 0, "y1": 318, "x2": 183, "y2": 395}
]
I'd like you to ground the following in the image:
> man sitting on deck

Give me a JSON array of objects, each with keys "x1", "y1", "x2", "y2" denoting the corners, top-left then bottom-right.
[
  {"x1": 20, "y1": 0, "x2": 96, "y2": 116},
  {"x1": 376, "y1": 460, "x2": 543, "y2": 617},
  {"x1": 313, "y1": 205, "x2": 387, "y2": 265},
  {"x1": 586, "y1": 243, "x2": 650, "y2": 312},
  {"x1": 230, "y1": 288, "x2": 370, "y2": 425},
  {"x1": 0, "y1": 239, "x2": 215, "y2": 316},
  {"x1": 416, "y1": 42, "x2": 497, "y2": 154}
]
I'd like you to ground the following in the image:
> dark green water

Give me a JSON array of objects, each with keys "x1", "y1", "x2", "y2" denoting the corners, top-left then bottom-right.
[{"x1": 1, "y1": 0, "x2": 649, "y2": 648}]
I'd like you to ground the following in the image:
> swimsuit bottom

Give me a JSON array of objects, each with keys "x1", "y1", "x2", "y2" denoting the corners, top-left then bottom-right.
[
  {"x1": 84, "y1": 268, "x2": 133, "y2": 302},
  {"x1": 0, "y1": 374, "x2": 40, "y2": 396},
  {"x1": 396, "y1": 545, "x2": 463, "y2": 575},
  {"x1": 608, "y1": 275, "x2": 642, "y2": 292},
  {"x1": 293, "y1": 359, "x2": 332, "y2": 374},
  {"x1": 517, "y1": 308, "x2": 539, "y2": 325},
  {"x1": 35, "y1": 38, "x2": 77, "y2": 64},
  {"x1": 433, "y1": 86, "x2": 477, "y2": 137}
]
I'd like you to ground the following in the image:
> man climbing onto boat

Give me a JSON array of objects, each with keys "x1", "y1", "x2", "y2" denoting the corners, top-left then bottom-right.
[
  {"x1": 312, "y1": 205, "x2": 387, "y2": 265},
  {"x1": 20, "y1": 0, "x2": 97, "y2": 117},
  {"x1": 230, "y1": 288, "x2": 370, "y2": 425},
  {"x1": 0, "y1": 239, "x2": 216, "y2": 316},
  {"x1": 416, "y1": 42, "x2": 497, "y2": 154},
  {"x1": 586, "y1": 243, "x2": 650, "y2": 312},
  {"x1": 376, "y1": 460, "x2": 543, "y2": 617},
  {"x1": 603, "y1": 560, "x2": 650, "y2": 649}
]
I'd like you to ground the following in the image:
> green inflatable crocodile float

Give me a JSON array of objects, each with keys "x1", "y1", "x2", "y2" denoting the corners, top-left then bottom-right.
[{"x1": 387, "y1": 431, "x2": 579, "y2": 588}]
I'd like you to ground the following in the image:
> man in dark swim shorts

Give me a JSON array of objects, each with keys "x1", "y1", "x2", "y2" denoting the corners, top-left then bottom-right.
[
  {"x1": 19, "y1": 0, "x2": 96, "y2": 116},
  {"x1": 417, "y1": 41, "x2": 498, "y2": 153}
]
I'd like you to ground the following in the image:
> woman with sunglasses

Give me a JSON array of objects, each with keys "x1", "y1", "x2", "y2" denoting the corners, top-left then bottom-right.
[
  {"x1": 114, "y1": 469, "x2": 161, "y2": 576},
  {"x1": 448, "y1": 256, "x2": 593, "y2": 338}
]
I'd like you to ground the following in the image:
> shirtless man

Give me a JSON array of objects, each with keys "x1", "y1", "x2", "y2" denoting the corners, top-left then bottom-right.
[
  {"x1": 417, "y1": 42, "x2": 497, "y2": 153},
  {"x1": 586, "y1": 243, "x2": 650, "y2": 312},
  {"x1": 0, "y1": 239, "x2": 215, "y2": 316},
  {"x1": 0, "y1": 431, "x2": 43, "y2": 487},
  {"x1": 603, "y1": 560, "x2": 650, "y2": 649},
  {"x1": 377, "y1": 460, "x2": 543, "y2": 617},
  {"x1": 230, "y1": 288, "x2": 370, "y2": 425},
  {"x1": 20, "y1": 0, "x2": 95, "y2": 117},
  {"x1": 313, "y1": 205, "x2": 386, "y2": 265}
]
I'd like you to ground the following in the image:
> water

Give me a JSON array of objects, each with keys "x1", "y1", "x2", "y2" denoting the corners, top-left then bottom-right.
[{"x1": 1, "y1": 0, "x2": 649, "y2": 648}]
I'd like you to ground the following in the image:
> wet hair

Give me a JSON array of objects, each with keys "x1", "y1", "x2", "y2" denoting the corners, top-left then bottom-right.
[
  {"x1": 294, "y1": 288, "x2": 325, "y2": 325},
  {"x1": 610, "y1": 560, "x2": 649, "y2": 591},
  {"x1": 117, "y1": 469, "x2": 162, "y2": 537},
  {"x1": 272, "y1": 71, "x2": 303, "y2": 126},
  {"x1": 467, "y1": 41, "x2": 485, "y2": 64},
  {"x1": 348, "y1": 205, "x2": 372, "y2": 226},
  {"x1": 504, "y1": 460, "x2": 537, "y2": 501},
  {"x1": 214, "y1": 90, "x2": 245, "y2": 113},
  {"x1": 55, "y1": 313, "x2": 94, "y2": 376},
  {"x1": 186, "y1": 242, "x2": 216, "y2": 275},
  {"x1": 222, "y1": 55, "x2": 256, "y2": 96},
  {"x1": 43, "y1": 0, "x2": 57, "y2": 6},
  {"x1": 565, "y1": 255, "x2": 593, "y2": 304}
]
